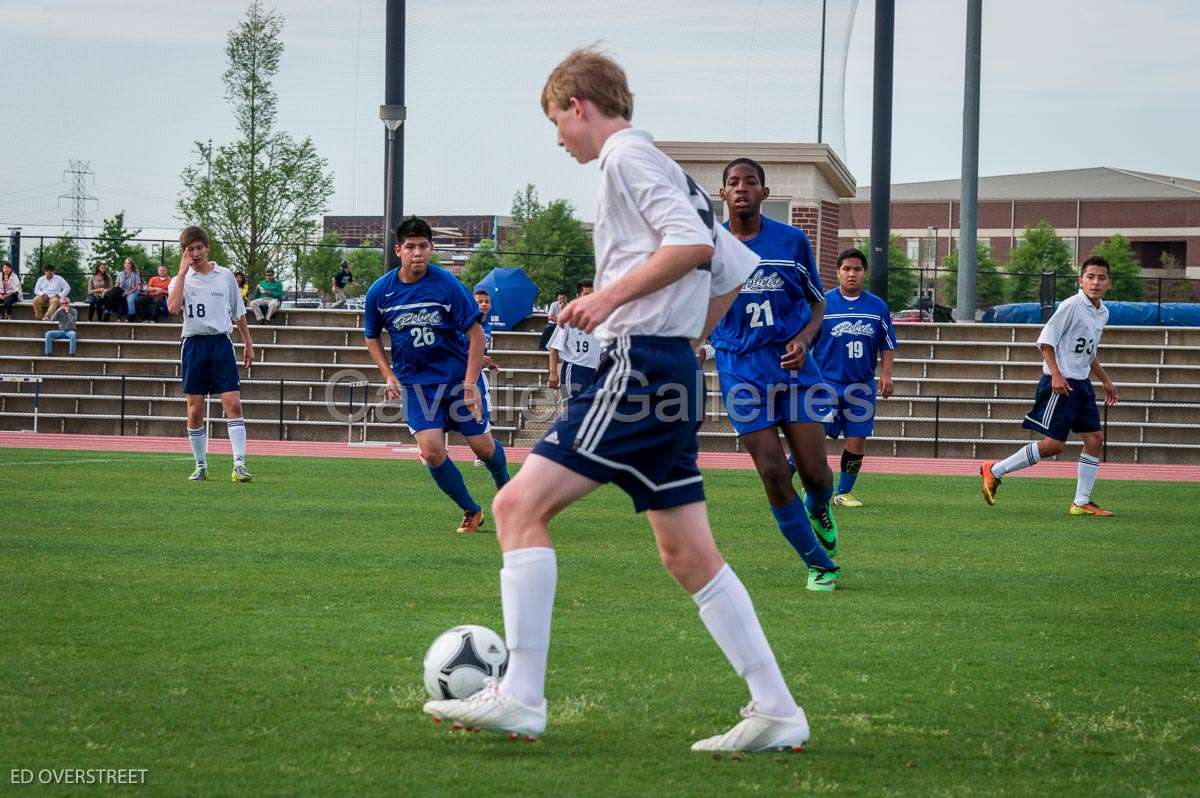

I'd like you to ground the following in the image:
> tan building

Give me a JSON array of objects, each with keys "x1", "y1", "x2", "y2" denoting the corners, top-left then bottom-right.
[{"x1": 838, "y1": 167, "x2": 1200, "y2": 285}]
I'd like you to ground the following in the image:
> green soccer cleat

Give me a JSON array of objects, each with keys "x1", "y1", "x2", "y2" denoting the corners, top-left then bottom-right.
[
  {"x1": 833, "y1": 493, "x2": 863, "y2": 508},
  {"x1": 806, "y1": 567, "x2": 839, "y2": 592},
  {"x1": 188, "y1": 465, "x2": 207, "y2": 481},
  {"x1": 807, "y1": 501, "x2": 839, "y2": 559},
  {"x1": 231, "y1": 462, "x2": 253, "y2": 483}
]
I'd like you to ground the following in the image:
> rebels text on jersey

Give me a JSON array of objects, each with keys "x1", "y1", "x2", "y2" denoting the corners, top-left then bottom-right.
[
  {"x1": 1037, "y1": 290, "x2": 1109, "y2": 380},
  {"x1": 709, "y1": 216, "x2": 825, "y2": 354},
  {"x1": 811, "y1": 288, "x2": 896, "y2": 385},
  {"x1": 169, "y1": 264, "x2": 246, "y2": 338},
  {"x1": 363, "y1": 264, "x2": 482, "y2": 385}
]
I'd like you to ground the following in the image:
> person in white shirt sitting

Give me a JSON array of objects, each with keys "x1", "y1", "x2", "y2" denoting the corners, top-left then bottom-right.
[{"x1": 32, "y1": 265, "x2": 70, "y2": 320}]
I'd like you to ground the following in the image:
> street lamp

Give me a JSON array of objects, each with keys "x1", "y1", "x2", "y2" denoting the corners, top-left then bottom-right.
[
  {"x1": 379, "y1": 104, "x2": 407, "y2": 271},
  {"x1": 926, "y1": 224, "x2": 939, "y2": 308}
]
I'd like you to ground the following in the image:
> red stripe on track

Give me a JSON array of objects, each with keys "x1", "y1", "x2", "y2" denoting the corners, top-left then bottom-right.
[{"x1": 1, "y1": 432, "x2": 1197, "y2": 482}]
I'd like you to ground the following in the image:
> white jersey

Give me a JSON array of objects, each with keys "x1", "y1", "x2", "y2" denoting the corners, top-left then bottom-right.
[
  {"x1": 169, "y1": 263, "x2": 246, "y2": 338},
  {"x1": 592, "y1": 128, "x2": 759, "y2": 343},
  {"x1": 1036, "y1": 289, "x2": 1109, "y2": 380},
  {"x1": 548, "y1": 322, "x2": 601, "y2": 369}
]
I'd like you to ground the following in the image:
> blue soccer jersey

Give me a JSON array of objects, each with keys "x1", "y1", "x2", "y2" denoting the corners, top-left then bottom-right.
[
  {"x1": 363, "y1": 265, "x2": 482, "y2": 385},
  {"x1": 811, "y1": 288, "x2": 896, "y2": 385},
  {"x1": 709, "y1": 216, "x2": 825, "y2": 354}
]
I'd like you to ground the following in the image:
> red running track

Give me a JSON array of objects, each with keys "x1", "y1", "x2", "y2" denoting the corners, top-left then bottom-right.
[{"x1": 2, "y1": 431, "x2": 1197, "y2": 482}]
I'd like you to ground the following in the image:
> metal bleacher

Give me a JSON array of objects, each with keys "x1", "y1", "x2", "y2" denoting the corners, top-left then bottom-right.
[{"x1": 1, "y1": 302, "x2": 1198, "y2": 463}]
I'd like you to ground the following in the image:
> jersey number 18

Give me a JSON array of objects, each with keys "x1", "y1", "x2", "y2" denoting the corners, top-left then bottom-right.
[{"x1": 186, "y1": 303, "x2": 206, "y2": 319}]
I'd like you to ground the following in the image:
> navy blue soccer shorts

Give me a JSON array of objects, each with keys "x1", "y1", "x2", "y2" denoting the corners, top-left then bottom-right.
[
  {"x1": 558, "y1": 360, "x2": 597, "y2": 404},
  {"x1": 823, "y1": 380, "x2": 878, "y2": 439},
  {"x1": 1021, "y1": 375, "x2": 1101, "y2": 441},
  {"x1": 181, "y1": 333, "x2": 240, "y2": 396},
  {"x1": 404, "y1": 376, "x2": 492, "y2": 438},
  {"x1": 533, "y1": 336, "x2": 705, "y2": 513},
  {"x1": 715, "y1": 343, "x2": 832, "y2": 436}
]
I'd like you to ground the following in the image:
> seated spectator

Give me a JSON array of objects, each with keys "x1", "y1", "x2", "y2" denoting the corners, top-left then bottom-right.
[
  {"x1": 44, "y1": 300, "x2": 79, "y2": 356},
  {"x1": 87, "y1": 261, "x2": 113, "y2": 321},
  {"x1": 331, "y1": 260, "x2": 353, "y2": 307},
  {"x1": 250, "y1": 268, "x2": 283, "y2": 324},
  {"x1": 537, "y1": 292, "x2": 567, "y2": 351},
  {"x1": 1, "y1": 260, "x2": 20, "y2": 320},
  {"x1": 140, "y1": 264, "x2": 172, "y2": 322},
  {"x1": 235, "y1": 271, "x2": 249, "y2": 303},
  {"x1": 114, "y1": 257, "x2": 144, "y2": 321},
  {"x1": 32, "y1": 264, "x2": 70, "y2": 320}
]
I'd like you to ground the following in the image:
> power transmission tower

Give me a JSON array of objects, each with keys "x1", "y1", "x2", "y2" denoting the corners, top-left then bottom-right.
[{"x1": 59, "y1": 160, "x2": 98, "y2": 238}]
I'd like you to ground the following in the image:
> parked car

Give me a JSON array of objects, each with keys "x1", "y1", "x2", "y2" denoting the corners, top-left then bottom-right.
[{"x1": 891, "y1": 309, "x2": 933, "y2": 324}]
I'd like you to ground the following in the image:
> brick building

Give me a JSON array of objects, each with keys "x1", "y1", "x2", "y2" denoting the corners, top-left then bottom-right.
[{"x1": 838, "y1": 167, "x2": 1200, "y2": 281}]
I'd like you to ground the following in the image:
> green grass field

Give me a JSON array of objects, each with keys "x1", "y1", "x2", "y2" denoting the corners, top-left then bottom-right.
[{"x1": 1, "y1": 447, "x2": 1196, "y2": 796}]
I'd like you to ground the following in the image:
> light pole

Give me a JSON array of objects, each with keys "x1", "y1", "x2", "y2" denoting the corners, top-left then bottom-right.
[
  {"x1": 927, "y1": 224, "x2": 939, "y2": 308},
  {"x1": 380, "y1": 104, "x2": 406, "y2": 270}
]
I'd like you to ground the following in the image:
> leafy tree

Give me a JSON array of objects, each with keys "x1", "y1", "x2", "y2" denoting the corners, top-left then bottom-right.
[
  {"x1": 1005, "y1": 222, "x2": 1075, "y2": 302},
  {"x1": 91, "y1": 211, "x2": 142, "y2": 270},
  {"x1": 459, "y1": 238, "x2": 501, "y2": 290},
  {"x1": 23, "y1": 237, "x2": 86, "y2": 298},
  {"x1": 939, "y1": 241, "x2": 1006, "y2": 310},
  {"x1": 295, "y1": 232, "x2": 344, "y2": 296},
  {"x1": 863, "y1": 234, "x2": 918, "y2": 311},
  {"x1": 500, "y1": 186, "x2": 593, "y2": 303},
  {"x1": 344, "y1": 240, "x2": 383, "y2": 296},
  {"x1": 1089, "y1": 234, "x2": 1144, "y2": 301},
  {"x1": 1156, "y1": 251, "x2": 1194, "y2": 302},
  {"x1": 177, "y1": 1, "x2": 334, "y2": 286}
]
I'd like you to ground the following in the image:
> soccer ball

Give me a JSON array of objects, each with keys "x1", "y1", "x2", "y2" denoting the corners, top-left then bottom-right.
[{"x1": 422, "y1": 625, "x2": 509, "y2": 700}]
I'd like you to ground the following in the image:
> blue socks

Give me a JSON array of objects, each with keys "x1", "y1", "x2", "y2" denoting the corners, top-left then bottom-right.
[
  {"x1": 803, "y1": 482, "x2": 833, "y2": 517},
  {"x1": 429, "y1": 458, "x2": 480, "y2": 513},
  {"x1": 771, "y1": 497, "x2": 837, "y2": 571},
  {"x1": 838, "y1": 450, "x2": 864, "y2": 495},
  {"x1": 482, "y1": 439, "x2": 510, "y2": 488}
]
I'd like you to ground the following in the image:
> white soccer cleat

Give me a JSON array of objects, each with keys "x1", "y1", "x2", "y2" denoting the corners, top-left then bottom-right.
[
  {"x1": 691, "y1": 703, "x2": 810, "y2": 753},
  {"x1": 423, "y1": 678, "x2": 547, "y2": 739}
]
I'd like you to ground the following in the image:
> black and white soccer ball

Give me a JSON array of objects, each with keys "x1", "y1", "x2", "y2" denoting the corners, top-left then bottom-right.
[{"x1": 422, "y1": 625, "x2": 509, "y2": 700}]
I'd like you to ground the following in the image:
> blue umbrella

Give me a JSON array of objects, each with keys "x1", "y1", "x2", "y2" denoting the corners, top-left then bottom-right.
[{"x1": 474, "y1": 267, "x2": 538, "y2": 331}]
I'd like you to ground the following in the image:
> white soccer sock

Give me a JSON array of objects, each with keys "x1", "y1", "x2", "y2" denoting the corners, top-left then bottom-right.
[
  {"x1": 499, "y1": 547, "x2": 557, "y2": 708},
  {"x1": 992, "y1": 442, "x2": 1041, "y2": 478},
  {"x1": 1074, "y1": 453, "x2": 1100, "y2": 506},
  {"x1": 226, "y1": 417, "x2": 247, "y2": 464},
  {"x1": 692, "y1": 564, "x2": 798, "y2": 718},
  {"x1": 187, "y1": 426, "x2": 207, "y2": 467}
]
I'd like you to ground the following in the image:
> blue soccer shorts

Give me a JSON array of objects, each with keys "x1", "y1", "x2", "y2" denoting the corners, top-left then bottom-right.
[
  {"x1": 715, "y1": 343, "x2": 832, "y2": 436},
  {"x1": 1021, "y1": 375, "x2": 1101, "y2": 442},
  {"x1": 181, "y1": 333, "x2": 240, "y2": 396},
  {"x1": 533, "y1": 336, "x2": 704, "y2": 513},
  {"x1": 823, "y1": 380, "x2": 878, "y2": 439},
  {"x1": 558, "y1": 360, "x2": 597, "y2": 404},
  {"x1": 405, "y1": 376, "x2": 492, "y2": 438}
]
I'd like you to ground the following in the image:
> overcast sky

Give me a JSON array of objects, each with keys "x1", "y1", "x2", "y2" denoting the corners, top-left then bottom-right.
[{"x1": 3, "y1": 0, "x2": 1199, "y2": 242}]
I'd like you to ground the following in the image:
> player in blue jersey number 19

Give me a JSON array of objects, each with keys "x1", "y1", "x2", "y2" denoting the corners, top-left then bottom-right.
[
  {"x1": 809, "y1": 249, "x2": 896, "y2": 508},
  {"x1": 708, "y1": 158, "x2": 841, "y2": 592}
]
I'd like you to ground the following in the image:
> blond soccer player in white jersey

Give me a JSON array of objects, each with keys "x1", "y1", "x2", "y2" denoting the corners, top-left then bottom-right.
[
  {"x1": 981, "y1": 256, "x2": 1120, "y2": 515},
  {"x1": 423, "y1": 47, "x2": 811, "y2": 754},
  {"x1": 167, "y1": 225, "x2": 256, "y2": 483}
]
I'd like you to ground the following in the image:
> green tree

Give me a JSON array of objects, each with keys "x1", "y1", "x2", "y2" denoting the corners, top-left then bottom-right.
[
  {"x1": 500, "y1": 186, "x2": 593, "y2": 303},
  {"x1": 1004, "y1": 222, "x2": 1075, "y2": 302},
  {"x1": 863, "y1": 235, "x2": 918, "y2": 311},
  {"x1": 939, "y1": 241, "x2": 1006, "y2": 309},
  {"x1": 91, "y1": 211, "x2": 142, "y2": 270},
  {"x1": 459, "y1": 239, "x2": 502, "y2": 290},
  {"x1": 1089, "y1": 234, "x2": 1144, "y2": 301},
  {"x1": 1156, "y1": 251, "x2": 1193, "y2": 302},
  {"x1": 344, "y1": 241, "x2": 383, "y2": 296},
  {"x1": 295, "y1": 232, "x2": 344, "y2": 296},
  {"x1": 177, "y1": 1, "x2": 334, "y2": 286},
  {"x1": 23, "y1": 237, "x2": 86, "y2": 298}
]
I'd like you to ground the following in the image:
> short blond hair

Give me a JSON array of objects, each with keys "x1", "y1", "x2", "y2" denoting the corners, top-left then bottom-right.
[{"x1": 541, "y1": 47, "x2": 633, "y2": 121}]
